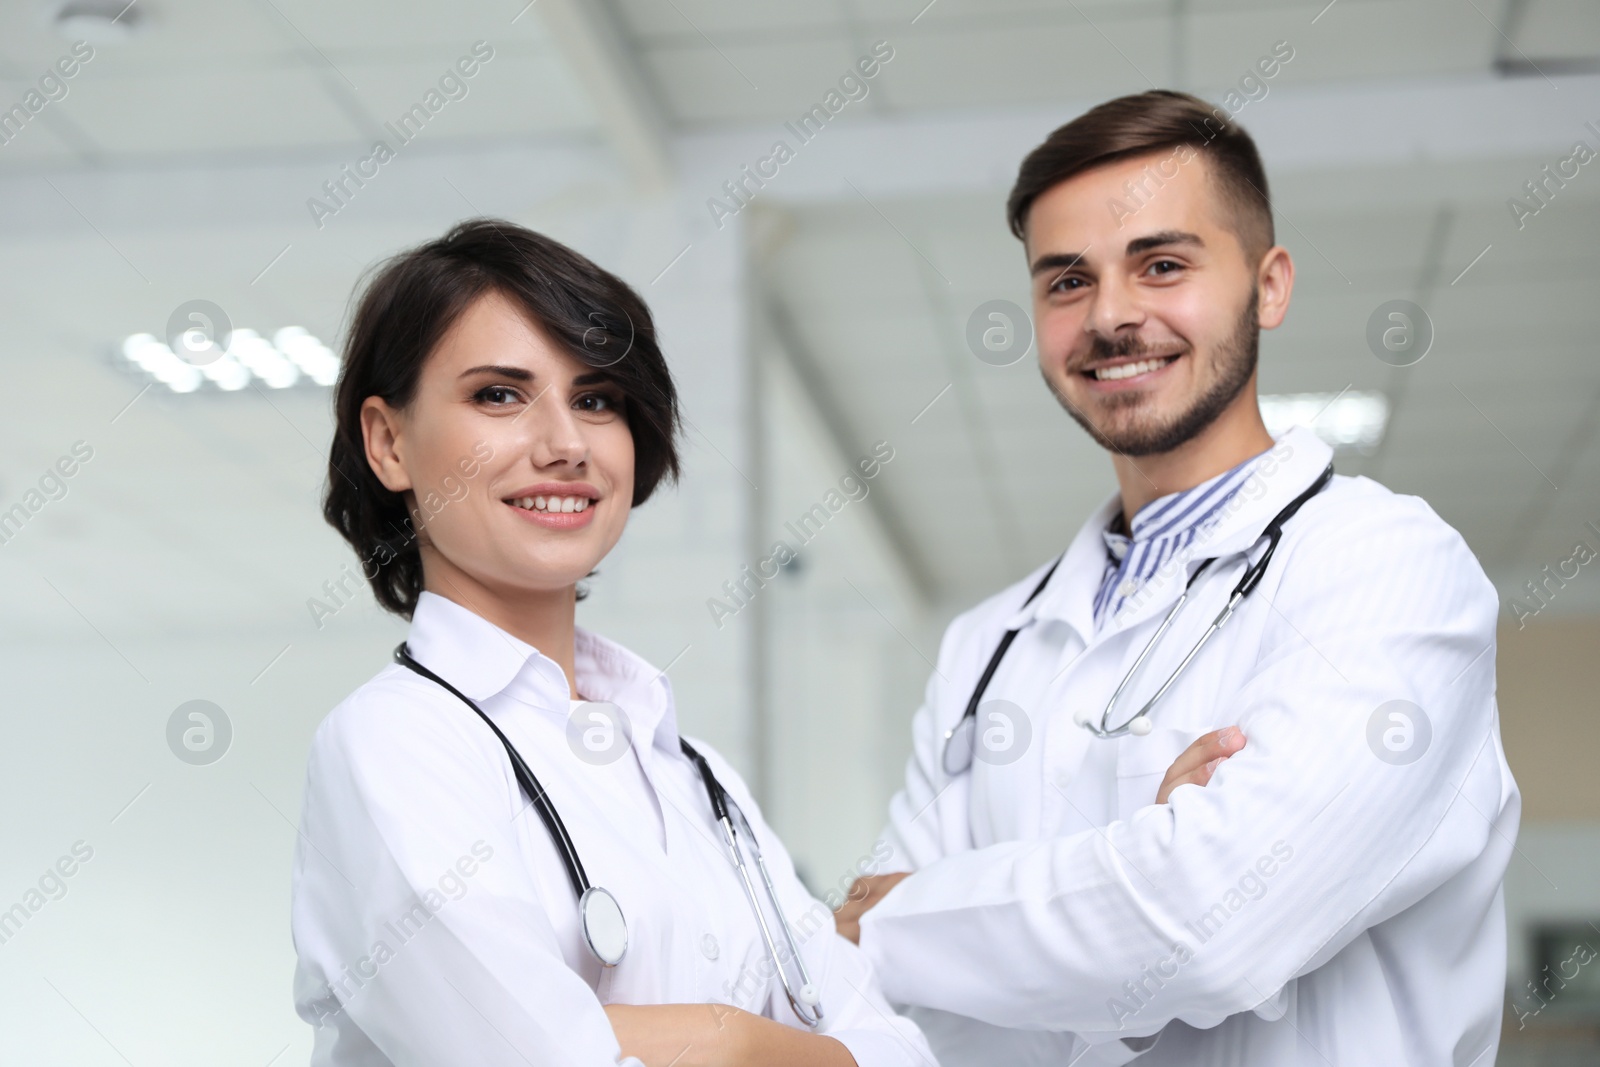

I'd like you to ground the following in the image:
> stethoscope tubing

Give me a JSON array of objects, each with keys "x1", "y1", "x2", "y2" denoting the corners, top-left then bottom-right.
[
  {"x1": 393, "y1": 643, "x2": 823, "y2": 1025},
  {"x1": 682, "y1": 737, "x2": 822, "y2": 1026},
  {"x1": 943, "y1": 462, "x2": 1334, "y2": 766},
  {"x1": 394, "y1": 644, "x2": 591, "y2": 898}
]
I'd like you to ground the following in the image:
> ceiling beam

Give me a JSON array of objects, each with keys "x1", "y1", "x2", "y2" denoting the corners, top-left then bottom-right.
[
  {"x1": 675, "y1": 72, "x2": 1600, "y2": 206},
  {"x1": 759, "y1": 290, "x2": 940, "y2": 605},
  {"x1": 536, "y1": 0, "x2": 674, "y2": 191}
]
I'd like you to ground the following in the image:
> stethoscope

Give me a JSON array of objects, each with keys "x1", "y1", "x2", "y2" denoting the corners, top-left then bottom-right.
[
  {"x1": 392, "y1": 644, "x2": 825, "y2": 1028},
  {"x1": 942, "y1": 463, "x2": 1334, "y2": 774}
]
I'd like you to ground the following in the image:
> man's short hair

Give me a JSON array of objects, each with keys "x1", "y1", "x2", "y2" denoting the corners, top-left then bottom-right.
[{"x1": 1006, "y1": 89, "x2": 1275, "y2": 262}]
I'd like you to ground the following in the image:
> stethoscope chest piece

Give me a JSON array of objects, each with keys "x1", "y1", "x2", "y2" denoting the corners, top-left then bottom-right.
[
  {"x1": 579, "y1": 885, "x2": 628, "y2": 967},
  {"x1": 942, "y1": 715, "x2": 976, "y2": 776}
]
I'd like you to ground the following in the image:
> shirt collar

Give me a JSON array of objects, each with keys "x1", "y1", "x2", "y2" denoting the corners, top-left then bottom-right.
[
  {"x1": 1019, "y1": 425, "x2": 1334, "y2": 638},
  {"x1": 1102, "y1": 449, "x2": 1264, "y2": 558},
  {"x1": 403, "y1": 590, "x2": 680, "y2": 756}
]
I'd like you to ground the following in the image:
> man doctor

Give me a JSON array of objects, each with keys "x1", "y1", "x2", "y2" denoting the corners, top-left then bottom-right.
[{"x1": 836, "y1": 90, "x2": 1521, "y2": 1065}]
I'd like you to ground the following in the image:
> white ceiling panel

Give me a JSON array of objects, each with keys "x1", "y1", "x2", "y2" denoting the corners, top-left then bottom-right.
[
  {"x1": 865, "y1": 18, "x2": 1170, "y2": 113},
  {"x1": 34, "y1": 67, "x2": 367, "y2": 158},
  {"x1": 1514, "y1": 0, "x2": 1600, "y2": 56},
  {"x1": 1189, "y1": 0, "x2": 1491, "y2": 88},
  {"x1": 335, "y1": 47, "x2": 598, "y2": 139},
  {"x1": 0, "y1": 0, "x2": 593, "y2": 170},
  {"x1": 642, "y1": 36, "x2": 864, "y2": 125},
  {"x1": 615, "y1": 0, "x2": 850, "y2": 40}
]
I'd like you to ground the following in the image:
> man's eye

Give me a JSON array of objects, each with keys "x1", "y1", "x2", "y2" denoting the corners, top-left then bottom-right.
[
  {"x1": 1050, "y1": 276, "x2": 1084, "y2": 292},
  {"x1": 1148, "y1": 260, "x2": 1183, "y2": 275}
]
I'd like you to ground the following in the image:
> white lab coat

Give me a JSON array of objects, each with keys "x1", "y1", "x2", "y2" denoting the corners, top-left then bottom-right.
[
  {"x1": 290, "y1": 590, "x2": 932, "y2": 1067},
  {"x1": 859, "y1": 426, "x2": 1520, "y2": 1066}
]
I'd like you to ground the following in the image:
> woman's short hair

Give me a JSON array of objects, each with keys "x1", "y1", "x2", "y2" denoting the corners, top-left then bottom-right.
[{"x1": 323, "y1": 217, "x2": 681, "y2": 619}]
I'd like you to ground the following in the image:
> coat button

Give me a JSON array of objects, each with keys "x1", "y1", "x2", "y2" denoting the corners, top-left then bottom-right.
[
  {"x1": 701, "y1": 933, "x2": 719, "y2": 960},
  {"x1": 1118, "y1": 577, "x2": 1140, "y2": 597}
]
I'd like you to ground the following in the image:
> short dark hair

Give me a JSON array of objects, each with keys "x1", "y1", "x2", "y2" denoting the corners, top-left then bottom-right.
[
  {"x1": 323, "y1": 217, "x2": 681, "y2": 619},
  {"x1": 1007, "y1": 89, "x2": 1274, "y2": 261}
]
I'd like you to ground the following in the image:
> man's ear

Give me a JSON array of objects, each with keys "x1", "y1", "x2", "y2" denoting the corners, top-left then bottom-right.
[
  {"x1": 360, "y1": 396, "x2": 413, "y2": 493},
  {"x1": 1256, "y1": 244, "x2": 1294, "y2": 331}
]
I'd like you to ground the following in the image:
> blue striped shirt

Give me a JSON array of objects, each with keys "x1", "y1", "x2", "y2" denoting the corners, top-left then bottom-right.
[{"x1": 1093, "y1": 452, "x2": 1264, "y2": 629}]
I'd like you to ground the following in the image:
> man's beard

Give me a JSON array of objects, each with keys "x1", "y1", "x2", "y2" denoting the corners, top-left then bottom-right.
[{"x1": 1047, "y1": 285, "x2": 1260, "y2": 458}]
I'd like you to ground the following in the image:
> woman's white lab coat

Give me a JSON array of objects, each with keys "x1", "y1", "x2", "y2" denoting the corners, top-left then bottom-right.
[
  {"x1": 290, "y1": 590, "x2": 932, "y2": 1067},
  {"x1": 857, "y1": 426, "x2": 1521, "y2": 1066}
]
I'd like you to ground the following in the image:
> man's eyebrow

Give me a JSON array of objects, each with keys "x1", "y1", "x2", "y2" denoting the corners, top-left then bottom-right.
[
  {"x1": 1126, "y1": 230, "x2": 1204, "y2": 256},
  {"x1": 1030, "y1": 250, "x2": 1091, "y2": 277},
  {"x1": 458, "y1": 364, "x2": 534, "y2": 381}
]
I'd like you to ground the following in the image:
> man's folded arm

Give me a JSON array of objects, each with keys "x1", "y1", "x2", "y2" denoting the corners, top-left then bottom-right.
[{"x1": 859, "y1": 499, "x2": 1509, "y2": 1037}]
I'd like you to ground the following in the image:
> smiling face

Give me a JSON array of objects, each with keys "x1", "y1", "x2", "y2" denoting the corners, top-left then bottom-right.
[
  {"x1": 360, "y1": 289, "x2": 634, "y2": 602},
  {"x1": 1025, "y1": 148, "x2": 1289, "y2": 457}
]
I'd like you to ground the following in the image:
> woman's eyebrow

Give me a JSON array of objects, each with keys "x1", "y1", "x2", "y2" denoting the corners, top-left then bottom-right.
[
  {"x1": 573, "y1": 372, "x2": 614, "y2": 386},
  {"x1": 458, "y1": 364, "x2": 534, "y2": 381}
]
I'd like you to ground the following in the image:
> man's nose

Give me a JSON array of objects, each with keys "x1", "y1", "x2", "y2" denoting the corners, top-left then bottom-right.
[{"x1": 1085, "y1": 272, "x2": 1146, "y2": 341}]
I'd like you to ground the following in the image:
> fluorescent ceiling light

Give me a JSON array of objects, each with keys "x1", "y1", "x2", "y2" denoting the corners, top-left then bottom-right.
[
  {"x1": 118, "y1": 327, "x2": 338, "y2": 393},
  {"x1": 54, "y1": 0, "x2": 143, "y2": 43},
  {"x1": 1260, "y1": 390, "x2": 1388, "y2": 454}
]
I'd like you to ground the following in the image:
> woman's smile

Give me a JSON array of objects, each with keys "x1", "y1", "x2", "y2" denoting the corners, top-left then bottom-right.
[{"x1": 502, "y1": 480, "x2": 601, "y2": 530}]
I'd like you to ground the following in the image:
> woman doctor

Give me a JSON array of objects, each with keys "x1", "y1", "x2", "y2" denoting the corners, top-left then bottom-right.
[{"x1": 289, "y1": 218, "x2": 933, "y2": 1067}]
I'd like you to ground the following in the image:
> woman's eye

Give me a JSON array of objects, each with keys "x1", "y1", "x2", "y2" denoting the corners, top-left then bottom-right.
[
  {"x1": 474, "y1": 385, "x2": 522, "y2": 406},
  {"x1": 576, "y1": 393, "x2": 618, "y2": 414}
]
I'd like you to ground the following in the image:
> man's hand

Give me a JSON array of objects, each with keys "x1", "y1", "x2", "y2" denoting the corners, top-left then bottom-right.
[
  {"x1": 834, "y1": 871, "x2": 911, "y2": 944},
  {"x1": 1156, "y1": 726, "x2": 1245, "y2": 804}
]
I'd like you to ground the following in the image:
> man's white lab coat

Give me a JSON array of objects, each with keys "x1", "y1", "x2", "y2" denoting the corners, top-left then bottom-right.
[{"x1": 859, "y1": 426, "x2": 1520, "y2": 1066}]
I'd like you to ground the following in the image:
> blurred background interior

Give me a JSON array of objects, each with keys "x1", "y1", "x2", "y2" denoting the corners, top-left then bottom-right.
[{"x1": 0, "y1": 0, "x2": 1597, "y2": 1062}]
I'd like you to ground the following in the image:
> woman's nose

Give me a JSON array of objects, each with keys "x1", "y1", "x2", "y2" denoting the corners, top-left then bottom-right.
[{"x1": 524, "y1": 396, "x2": 589, "y2": 468}]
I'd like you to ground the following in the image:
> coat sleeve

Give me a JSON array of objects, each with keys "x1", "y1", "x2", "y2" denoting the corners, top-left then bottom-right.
[
  {"x1": 689, "y1": 740, "x2": 938, "y2": 1067},
  {"x1": 858, "y1": 493, "x2": 1513, "y2": 1038},
  {"x1": 290, "y1": 675, "x2": 640, "y2": 1067},
  {"x1": 876, "y1": 561, "x2": 1059, "y2": 874}
]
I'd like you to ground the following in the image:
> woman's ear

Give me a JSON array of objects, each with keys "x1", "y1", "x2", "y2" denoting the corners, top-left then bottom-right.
[{"x1": 360, "y1": 396, "x2": 413, "y2": 493}]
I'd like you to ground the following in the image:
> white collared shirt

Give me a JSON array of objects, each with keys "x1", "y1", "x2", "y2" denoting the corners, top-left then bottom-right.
[
  {"x1": 859, "y1": 426, "x2": 1520, "y2": 1066},
  {"x1": 290, "y1": 591, "x2": 932, "y2": 1067}
]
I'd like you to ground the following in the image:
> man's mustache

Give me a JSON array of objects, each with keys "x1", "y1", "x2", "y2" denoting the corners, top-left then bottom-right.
[{"x1": 1070, "y1": 335, "x2": 1188, "y2": 370}]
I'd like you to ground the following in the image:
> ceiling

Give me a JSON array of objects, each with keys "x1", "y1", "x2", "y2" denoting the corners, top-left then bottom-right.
[
  {"x1": 0, "y1": 0, "x2": 1596, "y2": 619},
  {"x1": 2, "y1": 0, "x2": 1595, "y2": 166}
]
